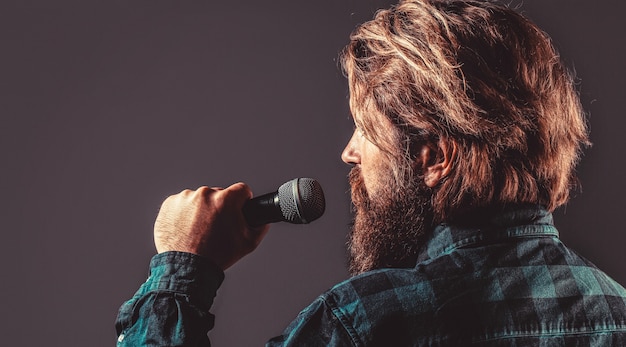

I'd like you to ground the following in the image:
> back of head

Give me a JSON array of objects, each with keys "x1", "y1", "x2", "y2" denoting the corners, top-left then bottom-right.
[{"x1": 341, "y1": 0, "x2": 590, "y2": 222}]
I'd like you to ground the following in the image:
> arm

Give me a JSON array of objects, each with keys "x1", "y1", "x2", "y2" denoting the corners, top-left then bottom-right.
[
  {"x1": 115, "y1": 183, "x2": 269, "y2": 346},
  {"x1": 115, "y1": 183, "x2": 356, "y2": 346},
  {"x1": 115, "y1": 252, "x2": 223, "y2": 347}
]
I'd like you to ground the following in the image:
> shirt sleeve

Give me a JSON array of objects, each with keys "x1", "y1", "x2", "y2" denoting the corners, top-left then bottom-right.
[{"x1": 115, "y1": 251, "x2": 224, "y2": 347}]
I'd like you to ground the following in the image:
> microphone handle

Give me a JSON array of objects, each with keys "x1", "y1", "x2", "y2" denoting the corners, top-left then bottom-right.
[{"x1": 242, "y1": 191, "x2": 285, "y2": 226}]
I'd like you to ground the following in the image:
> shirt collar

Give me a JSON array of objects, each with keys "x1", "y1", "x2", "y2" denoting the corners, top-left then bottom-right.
[{"x1": 416, "y1": 205, "x2": 559, "y2": 264}]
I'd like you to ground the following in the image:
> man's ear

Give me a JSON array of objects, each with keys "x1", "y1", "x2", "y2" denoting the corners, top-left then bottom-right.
[{"x1": 419, "y1": 138, "x2": 457, "y2": 188}]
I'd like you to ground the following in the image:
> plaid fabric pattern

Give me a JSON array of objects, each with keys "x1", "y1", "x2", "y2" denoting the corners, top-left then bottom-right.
[
  {"x1": 116, "y1": 252, "x2": 224, "y2": 346},
  {"x1": 116, "y1": 206, "x2": 626, "y2": 346},
  {"x1": 268, "y1": 207, "x2": 626, "y2": 346}
]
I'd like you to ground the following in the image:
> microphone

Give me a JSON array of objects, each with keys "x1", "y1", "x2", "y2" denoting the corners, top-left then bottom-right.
[{"x1": 243, "y1": 178, "x2": 325, "y2": 227}]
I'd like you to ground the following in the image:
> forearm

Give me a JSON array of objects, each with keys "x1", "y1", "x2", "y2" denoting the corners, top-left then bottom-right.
[
  {"x1": 116, "y1": 183, "x2": 267, "y2": 345},
  {"x1": 115, "y1": 252, "x2": 224, "y2": 347}
]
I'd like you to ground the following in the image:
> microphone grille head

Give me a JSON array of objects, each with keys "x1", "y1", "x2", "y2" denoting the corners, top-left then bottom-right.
[{"x1": 277, "y1": 178, "x2": 326, "y2": 224}]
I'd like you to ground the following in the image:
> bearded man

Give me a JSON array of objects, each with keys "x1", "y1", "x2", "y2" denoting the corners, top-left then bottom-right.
[{"x1": 116, "y1": 0, "x2": 626, "y2": 345}]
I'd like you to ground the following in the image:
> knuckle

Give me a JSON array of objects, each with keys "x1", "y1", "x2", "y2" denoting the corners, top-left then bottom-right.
[
  {"x1": 207, "y1": 189, "x2": 227, "y2": 210},
  {"x1": 234, "y1": 181, "x2": 249, "y2": 189},
  {"x1": 195, "y1": 186, "x2": 211, "y2": 194},
  {"x1": 237, "y1": 182, "x2": 252, "y2": 193},
  {"x1": 228, "y1": 182, "x2": 253, "y2": 201},
  {"x1": 195, "y1": 186, "x2": 218, "y2": 202}
]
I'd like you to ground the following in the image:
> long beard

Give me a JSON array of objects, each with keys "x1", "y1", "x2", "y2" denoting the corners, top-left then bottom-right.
[{"x1": 347, "y1": 166, "x2": 434, "y2": 276}]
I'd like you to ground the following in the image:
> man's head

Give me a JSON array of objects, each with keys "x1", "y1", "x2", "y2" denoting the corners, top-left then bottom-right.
[{"x1": 341, "y1": 0, "x2": 590, "y2": 274}]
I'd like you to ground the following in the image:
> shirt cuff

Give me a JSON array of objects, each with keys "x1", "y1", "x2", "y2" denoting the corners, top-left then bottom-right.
[{"x1": 141, "y1": 251, "x2": 225, "y2": 308}]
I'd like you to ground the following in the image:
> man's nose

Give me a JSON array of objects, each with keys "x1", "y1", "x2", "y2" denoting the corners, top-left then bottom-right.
[{"x1": 341, "y1": 131, "x2": 361, "y2": 165}]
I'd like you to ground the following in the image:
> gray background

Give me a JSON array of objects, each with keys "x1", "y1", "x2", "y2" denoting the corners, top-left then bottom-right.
[{"x1": 1, "y1": 1, "x2": 624, "y2": 346}]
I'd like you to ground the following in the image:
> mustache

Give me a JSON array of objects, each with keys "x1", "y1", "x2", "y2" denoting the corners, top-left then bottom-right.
[
  {"x1": 348, "y1": 166, "x2": 370, "y2": 213},
  {"x1": 348, "y1": 166, "x2": 362, "y2": 191}
]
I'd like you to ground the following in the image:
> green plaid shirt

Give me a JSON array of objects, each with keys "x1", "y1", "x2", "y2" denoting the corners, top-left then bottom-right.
[{"x1": 116, "y1": 206, "x2": 626, "y2": 346}]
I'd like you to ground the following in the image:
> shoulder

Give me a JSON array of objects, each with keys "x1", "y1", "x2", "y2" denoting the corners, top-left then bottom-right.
[
  {"x1": 324, "y1": 267, "x2": 437, "y2": 310},
  {"x1": 318, "y1": 268, "x2": 441, "y2": 346}
]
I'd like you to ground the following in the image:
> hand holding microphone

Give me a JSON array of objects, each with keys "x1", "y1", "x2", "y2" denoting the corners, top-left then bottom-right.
[{"x1": 153, "y1": 178, "x2": 325, "y2": 270}]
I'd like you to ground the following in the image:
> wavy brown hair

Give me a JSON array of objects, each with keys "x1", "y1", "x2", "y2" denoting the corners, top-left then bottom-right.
[{"x1": 341, "y1": 0, "x2": 590, "y2": 222}]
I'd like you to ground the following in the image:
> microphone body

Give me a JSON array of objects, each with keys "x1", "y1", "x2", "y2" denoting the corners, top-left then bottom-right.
[{"x1": 243, "y1": 178, "x2": 325, "y2": 227}]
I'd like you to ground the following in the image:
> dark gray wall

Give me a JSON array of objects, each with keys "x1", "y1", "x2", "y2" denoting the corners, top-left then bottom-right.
[{"x1": 1, "y1": 1, "x2": 624, "y2": 346}]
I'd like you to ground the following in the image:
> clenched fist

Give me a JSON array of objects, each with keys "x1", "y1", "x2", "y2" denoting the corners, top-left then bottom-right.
[{"x1": 154, "y1": 182, "x2": 270, "y2": 270}]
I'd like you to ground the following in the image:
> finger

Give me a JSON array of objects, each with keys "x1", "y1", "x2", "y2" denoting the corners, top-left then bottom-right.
[
  {"x1": 177, "y1": 188, "x2": 195, "y2": 197},
  {"x1": 249, "y1": 223, "x2": 271, "y2": 238},
  {"x1": 196, "y1": 186, "x2": 235, "y2": 208},
  {"x1": 222, "y1": 182, "x2": 254, "y2": 208},
  {"x1": 245, "y1": 227, "x2": 270, "y2": 253},
  {"x1": 195, "y1": 185, "x2": 218, "y2": 197}
]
